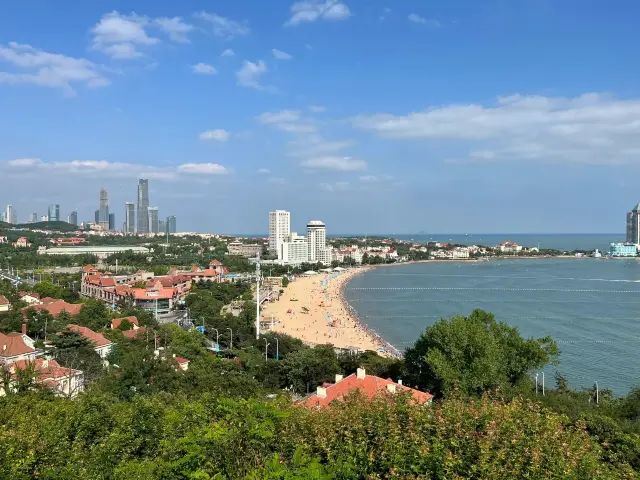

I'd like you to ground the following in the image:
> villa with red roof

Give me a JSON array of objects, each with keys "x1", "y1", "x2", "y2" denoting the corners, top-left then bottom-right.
[
  {"x1": 19, "y1": 292, "x2": 42, "y2": 305},
  {"x1": 22, "y1": 298, "x2": 82, "y2": 317},
  {"x1": 0, "y1": 295, "x2": 10, "y2": 313},
  {"x1": 0, "y1": 327, "x2": 39, "y2": 364},
  {"x1": 2, "y1": 358, "x2": 83, "y2": 398},
  {"x1": 67, "y1": 324, "x2": 114, "y2": 359},
  {"x1": 301, "y1": 368, "x2": 433, "y2": 409}
]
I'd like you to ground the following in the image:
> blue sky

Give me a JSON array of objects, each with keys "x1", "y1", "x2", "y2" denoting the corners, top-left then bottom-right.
[{"x1": 1, "y1": 0, "x2": 640, "y2": 234}]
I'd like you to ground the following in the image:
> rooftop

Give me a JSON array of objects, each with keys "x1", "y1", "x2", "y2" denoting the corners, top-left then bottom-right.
[{"x1": 67, "y1": 324, "x2": 113, "y2": 348}]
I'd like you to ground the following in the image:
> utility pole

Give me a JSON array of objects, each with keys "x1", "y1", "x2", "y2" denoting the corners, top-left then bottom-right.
[
  {"x1": 227, "y1": 327, "x2": 233, "y2": 349},
  {"x1": 535, "y1": 373, "x2": 539, "y2": 396},
  {"x1": 264, "y1": 338, "x2": 269, "y2": 361},
  {"x1": 542, "y1": 372, "x2": 545, "y2": 396},
  {"x1": 255, "y1": 252, "x2": 261, "y2": 340},
  {"x1": 595, "y1": 381, "x2": 599, "y2": 404},
  {"x1": 275, "y1": 337, "x2": 279, "y2": 360}
]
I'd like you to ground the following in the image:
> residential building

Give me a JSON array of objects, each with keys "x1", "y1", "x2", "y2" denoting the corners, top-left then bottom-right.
[
  {"x1": 21, "y1": 297, "x2": 82, "y2": 316},
  {"x1": 148, "y1": 206, "x2": 159, "y2": 233},
  {"x1": 166, "y1": 215, "x2": 177, "y2": 234},
  {"x1": 40, "y1": 215, "x2": 48, "y2": 222},
  {"x1": 227, "y1": 241, "x2": 263, "y2": 258},
  {"x1": 0, "y1": 329, "x2": 38, "y2": 364},
  {"x1": 307, "y1": 220, "x2": 327, "y2": 263},
  {"x1": 68, "y1": 211, "x2": 78, "y2": 226},
  {"x1": 332, "y1": 248, "x2": 364, "y2": 264},
  {"x1": 67, "y1": 325, "x2": 114, "y2": 359},
  {"x1": 626, "y1": 203, "x2": 640, "y2": 244},
  {"x1": 40, "y1": 245, "x2": 149, "y2": 259},
  {"x1": 13, "y1": 237, "x2": 31, "y2": 248},
  {"x1": 269, "y1": 210, "x2": 291, "y2": 256},
  {"x1": 125, "y1": 202, "x2": 136, "y2": 234},
  {"x1": 158, "y1": 219, "x2": 166, "y2": 234},
  {"x1": 5, "y1": 205, "x2": 16, "y2": 224},
  {"x1": 301, "y1": 368, "x2": 433, "y2": 409},
  {"x1": 280, "y1": 233, "x2": 309, "y2": 264},
  {"x1": 137, "y1": 179, "x2": 150, "y2": 234},
  {"x1": 48, "y1": 204, "x2": 60, "y2": 222},
  {"x1": 99, "y1": 188, "x2": 109, "y2": 230},
  {"x1": 18, "y1": 292, "x2": 41, "y2": 305},
  {"x1": 94, "y1": 209, "x2": 99, "y2": 224},
  {"x1": 29, "y1": 213, "x2": 37, "y2": 223},
  {"x1": 498, "y1": 241, "x2": 523, "y2": 253},
  {"x1": 610, "y1": 243, "x2": 638, "y2": 257},
  {"x1": 108, "y1": 213, "x2": 115, "y2": 231},
  {"x1": 0, "y1": 295, "x2": 10, "y2": 313},
  {"x1": 4, "y1": 358, "x2": 84, "y2": 398},
  {"x1": 0, "y1": 236, "x2": 7, "y2": 244},
  {"x1": 0, "y1": 212, "x2": 5, "y2": 222}
]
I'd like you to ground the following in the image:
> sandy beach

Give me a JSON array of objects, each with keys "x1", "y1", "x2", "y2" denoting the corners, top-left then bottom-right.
[{"x1": 261, "y1": 267, "x2": 397, "y2": 355}]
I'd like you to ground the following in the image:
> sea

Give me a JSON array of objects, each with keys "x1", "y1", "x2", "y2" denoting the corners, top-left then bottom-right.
[{"x1": 344, "y1": 234, "x2": 640, "y2": 396}]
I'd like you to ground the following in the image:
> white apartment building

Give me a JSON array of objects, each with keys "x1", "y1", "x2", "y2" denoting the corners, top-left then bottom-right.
[
  {"x1": 307, "y1": 220, "x2": 328, "y2": 264},
  {"x1": 269, "y1": 210, "x2": 291, "y2": 257},
  {"x1": 280, "y1": 233, "x2": 309, "y2": 264}
]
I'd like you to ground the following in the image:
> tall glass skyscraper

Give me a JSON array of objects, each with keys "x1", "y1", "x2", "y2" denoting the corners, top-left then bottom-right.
[
  {"x1": 99, "y1": 188, "x2": 109, "y2": 230},
  {"x1": 68, "y1": 211, "x2": 78, "y2": 226},
  {"x1": 148, "y1": 206, "x2": 159, "y2": 233},
  {"x1": 48, "y1": 204, "x2": 60, "y2": 222},
  {"x1": 108, "y1": 213, "x2": 115, "y2": 231},
  {"x1": 137, "y1": 179, "x2": 149, "y2": 233},
  {"x1": 166, "y1": 215, "x2": 177, "y2": 233},
  {"x1": 125, "y1": 202, "x2": 136, "y2": 234}
]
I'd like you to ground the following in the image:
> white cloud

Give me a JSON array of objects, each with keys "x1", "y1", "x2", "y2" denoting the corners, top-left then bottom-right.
[
  {"x1": 408, "y1": 13, "x2": 440, "y2": 27},
  {"x1": 257, "y1": 109, "x2": 316, "y2": 133},
  {"x1": 191, "y1": 63, "x2": 217, "y2": 75},
  {"x1": 285, "y1": 0, "x2": 351, "y2": 26},
  {"x1": 268, "y1": 177, "x2": 286, "y2": 185},
  {"x1": 352, "y1": 93, "x2": 640, "y2": 164},
  {"x1": 199, "y1": 129, "x2": 230, "y2": 141},
  {"x1": 257, "y1": 168, "x2": 270, "y2": 174},
  {"x1": 272, "y1": 48, "x2": 293, "y2": 60},
  {"x1": 301, "y1": 156, "x2": 367, "y2": 171},
  {"x1": 221, "y1": 48, "x2": 235, "y2": 57},
  {"x1": 7, "y1": 158, "x2": 42, "y2": 167},
  {"x1": 359, "y1": 175, "x2": 378, "y2": 182},
  {"x1": 154, "y1": 16, "x2": 194, "y2": 43},
  {"x1": 287, "y1": 135, "x2": 354, "y2": 157},
  {"x1": 236, "y1": 60, "x2": 269, "y2": 90},
  {"x1": 308, "y1": 105, "x2": 326, "y2": 113},
  {"x1": 194, "y1": 11, "x2": 250, "y2": 39},
  {"x1": 178, "y1": 163, "x2": 229, "y2": 174},
  {"x1": 0, "y1": 42, "x2": 109, "y2": 95},
  {"x1": 319, "y1": 181, "x2": 350, "y2": 191},
  {"x1": 91, "y1": 11, "x2": 159, "y2": 59}
]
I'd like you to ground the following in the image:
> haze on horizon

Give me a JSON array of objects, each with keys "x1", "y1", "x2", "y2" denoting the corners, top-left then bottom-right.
[{"x1": 1, "y1": 1, "x2": 639, "y2": 234}]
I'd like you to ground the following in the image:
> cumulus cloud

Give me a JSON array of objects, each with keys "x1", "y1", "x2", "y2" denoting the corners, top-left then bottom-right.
[
  {"x1": 285, "y1": 0, "x2": 351, "y2": 26},
  {"x1": 351, "y1": 93, "x2": 640, "y2": 164},
  {"x1": 268, "y1": 177, "x2": 286, "y2": 184},
  {"x1": 287, "y1": 135, "x2": 354, "y2": 157},
  {"x1": 408, "y1": 13, "x2": 439, "y2": 26},
  {"x1": 319, "y1": 181, "x2": 350, "y2": 191},
  {"x1": 177, "y1": 163, "x2": 228, "y2": 174},
  {"x1": 236, "y1": 60, "x2": 269, "y2": 90},
  {"x1": 154, "y1": 16, "x2": 194, "y2": 43},
  {"x1": 91, "y1": 11, "x2": 159, "y2": 59},
  {"x1": 221, "y1": 48, "x2": 235, "y2": 57},
  {"x1": 257, "y1": 168, "x2": 270, "y2": 174},
  {"x1": 194, "y1": 11, "x2": 250, "y2": 39},
  {"x1": 272, "y1": 48, "x2": 293, "y2": 60},
  {"x1": 301, "y1": 156, "x2": 367, "y2": 171},
  {"x1": 308, "y1": 105, "x2": 326, "y2": 113},
  {"x1": 7, "y1": 158, "x2": 42, "y2": 167},
  {"x1": 199, "y1": 129, "x2": 230, "y2": 141},
  {"x1": 256, "y1": 109, "x2": 316, "y2": 132},
  {"x1": 191, "y1": 62, "x2": 217, "y2": 75},
  {"x1": 0, "y1": 42, "x2": 109, "y2": 95}
]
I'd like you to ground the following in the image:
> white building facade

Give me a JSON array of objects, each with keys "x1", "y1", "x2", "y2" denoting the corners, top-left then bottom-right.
[
  {"x1": 280, "y1": 233, "x2": 310, "y2": 264},
  {"x1": 307, "y1": 221, "x2": 328, "y2": 264},
  {"x1": 269, "y1": 210, "x2": 291, "y2": 257}
]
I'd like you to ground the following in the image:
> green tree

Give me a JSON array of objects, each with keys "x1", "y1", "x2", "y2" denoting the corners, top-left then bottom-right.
[{"x1": 405, "y1": 309, "x2": 559, "y2": 397}]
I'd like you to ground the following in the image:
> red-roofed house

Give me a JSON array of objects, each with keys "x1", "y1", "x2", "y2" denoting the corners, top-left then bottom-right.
[
  {"x1": 67, "y1": 325, "x2": 114, "y2": 359},
  {"x1": 0, "y1": 295, "x2": 10, "y2": 313},
  {"x1": 2, "y1": 358, "x2": 84, "y2": 398},
  {"x1": 111, "y1": 316, "x2": 139, "y2": 329},
  {"x1": 301, "y1": 368, "x2": 433, "y2": 409},
  {"x1": 172, "y1": 355, "x2": 190, "y2": 371},
  {"x1": 13, "y1": 237, "x2": 32, "y2": 248},
  {"x1": 0, "y1": 329, "x2": 38, "y2": 364},
  {"x1": 122, "y1": 326, "x2": 146, "y2": 339},
  {"x1": 22, "y1": 299, "x2": 82, "y2": 317}
]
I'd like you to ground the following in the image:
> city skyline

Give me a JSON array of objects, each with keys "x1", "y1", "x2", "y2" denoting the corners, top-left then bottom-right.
[{"x1": 2, "y1": 1, "x2": 640, "y2": 233}]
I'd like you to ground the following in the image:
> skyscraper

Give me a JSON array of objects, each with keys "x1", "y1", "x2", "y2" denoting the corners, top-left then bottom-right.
[
  {"x1": 269, "y1": 210, "x2": 291, "y2": 256},
  {"x1": 148, "y1": 206, "x2": 159, "y2": 233},
  {"x1": 627, "y1": 203, "x2": 640, "y2": 244},
  {"x1": 109, "y1": 213, "x2": 115, "y2": 231},
  {"x1": 5, "y1": 205, "x2": 16, "y2": 224},
  {"x1": 29, "y1": 213, "x2": 37, "y2": 223},
  {"x1": 94, "y1": 210, "x2": 99, "y2": 224},
  {"x1": 99, "y1": 188, "x2": 109, "y2": 230},
  {"x1": 307, "y1": 220, "x2": 327, "y2": 262},
  {"x1": 125, "y1": 202, "x2": 136, "y2": 234},
  {"x1": 137, "y1": 179, "x2": 149, "y2": 234},
  {"x1": 158, "y1": 219, "x2": 166, "y2": 234},
  {"x1": 48, "y1": 204, "x2": 60, "y2": 222},
  {"x1": 166, "y1": 215, "x2": 177, "y2": 234},
  {"x1": 68, "y1": 211, "x2": 78, "y2": 227}
]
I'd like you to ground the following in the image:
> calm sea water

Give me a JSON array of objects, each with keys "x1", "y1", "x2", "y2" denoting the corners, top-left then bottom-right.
[{"x1": 345, "y1": 257, "x2": 640, "y2": 396}]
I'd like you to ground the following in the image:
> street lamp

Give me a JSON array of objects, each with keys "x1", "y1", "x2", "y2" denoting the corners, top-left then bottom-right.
[
  {"x1": 264, "y1": 338, "x2": 269, "y2": 361},
  {"x1": 213, "y1": 328, "x2": 219, "y2": 349},
  {"x1": 275, "y1": 337, "x2": 279, "y2": 360},
  {"x1": 227, "y1": 327, "x2": 233, "y2": 349}
]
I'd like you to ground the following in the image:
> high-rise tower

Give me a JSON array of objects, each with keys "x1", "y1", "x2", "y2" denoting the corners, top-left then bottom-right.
[
  {"x1": 48, "y1": 204, "x2": 60, "y2": 222},
  {"x1": 125, "y1": 202, "x2": 136, "y2": 234},
  {"x1": 148, "y1": 206, "x2": 159, "y2": 234},
  {"x1": 307, "y1": 220, "x2": 326, "y2": 262},
  {"x1": 626, "y1": 203, "x2": 640, "y2": 244},
  {"x1": 269, "y1": 210, "x2": 291, "y2": 257},
  {"x1": 137, "y1": 179, "x2": 149, "y2": 234},
  {"x1": 99, "y1": 188, "x2": 109, "y2": 230}
]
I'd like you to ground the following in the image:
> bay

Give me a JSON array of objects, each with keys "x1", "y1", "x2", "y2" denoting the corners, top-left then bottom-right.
[{"x1": 344, "y1": 257, "x2": 640, "y2": 396}]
